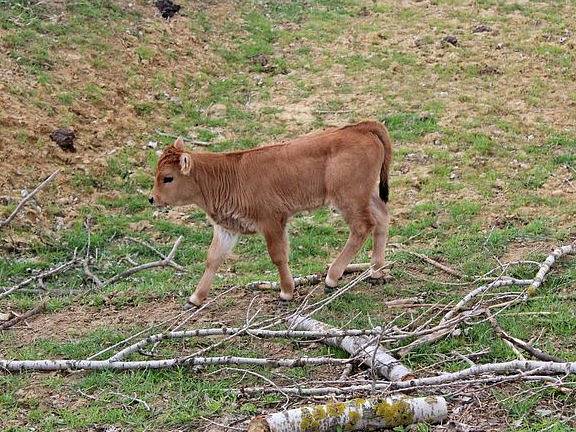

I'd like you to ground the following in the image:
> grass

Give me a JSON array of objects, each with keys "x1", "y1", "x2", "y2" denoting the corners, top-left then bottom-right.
[{"x1": 0, "y1": 0, "x2": 575, "y2": 430}]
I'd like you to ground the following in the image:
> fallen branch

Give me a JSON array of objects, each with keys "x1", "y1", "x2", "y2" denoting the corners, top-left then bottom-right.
[
  {"x1": 0, "y1": 302, "x2": 46, "y2": 330},
  {"x1": 393, "y1": 246, "x2": 464, "y2": 279},
  {"x1": 242, "y1": 360, "x2": 576, "y2": 396},
  {"x1": 248, "y1": 395, "x2": 447, "y2": 432},
  {"x1": 100, "y1": 236, "x2": 184, "y2": 288},
  {"x1": 527, "y1": 242, "x2": 576, "y2": 296},
  {"x1": 485, "y1": 311, "x2": 565, "y2": 363},
  {"x1": 440, "y1": 277, "x2": 532, "y2": 324},
  {"x1": 287, "y1": 315, "x2": 413, "y2": 381},
  {"x1": 109, "y1": 326, "x2": 384, "y2": 362},
  {"x1": 154, "y1": 130, "x2": 212, "y2": 146},
  {"x1": 127, "y1": 237, "x2": 187, "y2": 272},
  {"x1": 0, "y1": 355, "x2": 349, "y2": 372},
  {"x1": 0, "y1": 171, "x2": 59, "y2": 228},
  {"x1": 247, "y1": 274, "x2": 322, "y2": 291},
  {"x1": 397, "y1": 309, "x2": 485, "y2": 357},
  {"x1": 246, "y1": 263, "x2": 384, "y2": 291},
  {"x1": 0, "y1": 256, "x2": 79, "y2": 299}
]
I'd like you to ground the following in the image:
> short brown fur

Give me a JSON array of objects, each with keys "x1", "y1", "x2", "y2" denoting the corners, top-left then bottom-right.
[{"x1": 151, "y1": 120, "x2": 392, "y2": 306}]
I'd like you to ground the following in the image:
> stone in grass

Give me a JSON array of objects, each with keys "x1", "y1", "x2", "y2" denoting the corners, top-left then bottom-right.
[
  {"x1": 473, "y1": 24, "x2": 492, "y2": 33},
  {"x1": 441, "y1": 35, "x2": 458, "y2": 46},
  {"x1": 50, "y1": 128, "x2": 76, "y2": 152}
]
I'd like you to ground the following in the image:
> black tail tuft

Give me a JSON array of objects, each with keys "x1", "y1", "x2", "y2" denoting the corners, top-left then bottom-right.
[{"x1": 379, "y1": 180, "x2": 389, "y2": 203}]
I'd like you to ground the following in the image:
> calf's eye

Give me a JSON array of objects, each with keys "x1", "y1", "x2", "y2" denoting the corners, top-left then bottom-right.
[{"x1": 163, "y1": 176, "x2": 174, "y2": 184}]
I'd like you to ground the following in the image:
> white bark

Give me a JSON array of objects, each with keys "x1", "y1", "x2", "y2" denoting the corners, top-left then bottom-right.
[
  {"x1": 0, "y1": 257, "x2": 79, "y2": 299},
  {"x1": 246, "y1": 263, "x2": 384, "y2": 291},
  {"x1": 0, "y1": 170, "x2": 59, "y2": 228},
  {"x1": 440, "y1": 278, "x2": 532, "y2": 324},
  {"x1": 286, "y1": 315, "x2": 412, "y2": 381},
  {"x1": 243, "y1": 360, "x2": 576, "y2": 396},
  {"x1": 527, "y1": 243, "x2": 575, "y2": 296},
  {"x1": 442, "y1": 242, "x2": 576, "y2": 322},
  {"x1": 247, "y1": 395, "x2": 447, "y2": 432},
  {"x1": 109, "y1": 327, "x2": 383, "y2": 361},
  {"x1": 0, "y1": 355, "x2": 349, "y2": 372},
  {"x1": 101, "y1": 236, "x2": 184, "y2": 288}
]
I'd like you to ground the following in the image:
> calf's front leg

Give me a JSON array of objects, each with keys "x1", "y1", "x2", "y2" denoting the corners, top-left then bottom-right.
[
  {"x1": 263, "y1": 226, "x2": 295, "y2": 301},
  {"x1": 187, "y1": 225, "x2": 238, "y2": 308}
]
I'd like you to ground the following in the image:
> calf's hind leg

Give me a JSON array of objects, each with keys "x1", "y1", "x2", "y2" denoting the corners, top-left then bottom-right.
[
  {"x1": 263, "y1": 224, "x2": 295, "y2": 301},
  {"x1": 325, "y1": 210, "x2": 374, "y2": 289},
  {"x1": 369, "y1": 193, "x2": 390, "y2": 279},
  {"x1": 187, "y1": 225, "x2": 238, "y2": 308}
]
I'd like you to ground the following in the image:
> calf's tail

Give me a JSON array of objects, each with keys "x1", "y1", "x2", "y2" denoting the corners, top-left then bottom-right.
[{"x1": 370, "y1": 122, "x2": 393, "y2": 203}]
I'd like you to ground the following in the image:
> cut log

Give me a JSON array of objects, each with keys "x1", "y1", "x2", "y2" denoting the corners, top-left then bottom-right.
[
  {"x1": 248, "y1": 395, "x2": 447, "y2": 432},
  {"x1": 286, "y1": 315, "x2": 413, "y2": 381}
]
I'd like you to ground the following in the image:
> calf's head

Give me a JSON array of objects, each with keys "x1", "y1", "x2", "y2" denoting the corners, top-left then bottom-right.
[{"x1": 150, "y1": 138, "x2": 198, "y2": 207}]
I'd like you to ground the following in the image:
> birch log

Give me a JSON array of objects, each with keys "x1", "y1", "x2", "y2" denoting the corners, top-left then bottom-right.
[
  {"x1": 0, "y1": 355, "x2": 348, "y2": 372},
  {"x1": 248, "y1": 395, "x2": 447, "y2": 432},
  {"x1": 109, "y1": 327, "x2": 383, "y2": 361},
  {"x1": 243, "y1": 360, "x2": 576, "y2": 397},
  {"x1": 286, "y1": 315, "x2": 413, "y2": 381}
]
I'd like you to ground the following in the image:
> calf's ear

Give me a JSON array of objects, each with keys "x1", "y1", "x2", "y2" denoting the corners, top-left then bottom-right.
[
  {"x1": 174, "y1": 137, "x2": 185, "y2": 150},
  {"x1": 180, "y1": 153, "x2": 192, "y2": 175}
]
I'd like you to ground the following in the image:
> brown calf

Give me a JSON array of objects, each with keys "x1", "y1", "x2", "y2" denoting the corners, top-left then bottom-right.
[{"x1": 150, "y1": 120, "x2": 392, "y2": 308}]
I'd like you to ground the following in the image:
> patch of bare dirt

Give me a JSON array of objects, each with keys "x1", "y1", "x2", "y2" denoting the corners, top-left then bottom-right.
[{"x1": 500, "y1": 241, "x2": 552, "y2": 263}]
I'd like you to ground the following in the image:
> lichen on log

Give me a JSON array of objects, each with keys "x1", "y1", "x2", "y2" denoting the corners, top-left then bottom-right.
[{"x1": 248, "y1": 395, "x2": 447, "y2": 432}]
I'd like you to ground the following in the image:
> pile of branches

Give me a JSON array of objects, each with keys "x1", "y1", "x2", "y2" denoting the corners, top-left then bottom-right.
[{"x1": 1, "y1": 172, "x2": 576, "y2": 431}]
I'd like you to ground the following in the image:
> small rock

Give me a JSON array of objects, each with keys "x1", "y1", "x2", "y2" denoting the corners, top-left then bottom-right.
[
  {"x1": 473, "y1": 24, "x2": 492, "y2": 33},
  {"x1": 414, "y1": 37, "x2": 426, "y2": 47},
  {"x1": 559, "y1": 36, "x2": 567, "y2": 44},
  {"x1": 536, "y1": 409, "x2": 553, "y2": 417},
  {"x1": 441, "y1": 35, "x2": 458, "y2": 46},
  {"x1": 50, "y1": 128, "x2": 76, "y2": 152},
  {"x1": 452, "y1": 328, "x2": 462, "y2": 337},
  {"x1": 147, "y1": 141, "x2": 158, "y2": 149},
  {"x1": 54, "y1": 217, "x2": 65, "y2": 231},
  {"x1": 0, "y1": 312, "x2": 14, "y2": 321},
  {"x1": 496, "y1": 42, "x2": 504, "y2": 49}
]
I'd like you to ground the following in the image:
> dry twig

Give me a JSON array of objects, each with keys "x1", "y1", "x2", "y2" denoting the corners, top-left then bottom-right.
[
  {"x1": 0, "y1": 302, "x2": 46, "y2": 330},
  {"x1": 0, "y1": 171, "x2": 59, "y2": 229}
]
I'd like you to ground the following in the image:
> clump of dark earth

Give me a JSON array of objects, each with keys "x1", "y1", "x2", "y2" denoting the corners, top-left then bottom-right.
[
  {"x1": 473, "y1": 24, "x2": 492, "y2": 33},
  {"x1": 251, "y1": 54, "x2": 270, "y2": 69},
  {"x1": 155, "y1": 0, "x2": 181, "y2": 19},
  {"x1": 250, "y1": 54, "x2": 288, "y2": 74},
  {"x1": 50, "y1": 128, "x2": 76, "y2": 152},
  {"x1": 357, "y1": 6, "x2": 370, "y2": 17},
  {"x1": 441, "y1": 35, "x2": 458, "y2": 46},
  {"x1": 479, "y1": 65, "x2": 502, "y2": 76}
]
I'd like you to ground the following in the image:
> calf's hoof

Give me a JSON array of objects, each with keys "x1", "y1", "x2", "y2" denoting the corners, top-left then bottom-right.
[
  {"x1": 324, "y1": 276, "x2": 338, "y2": 294},
  {"x1": 279, "y1": 291, "x2": 294, "y2": 302},
  {"x1": 182, "y1": 300, "x2": 199, "y2": 311}
]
